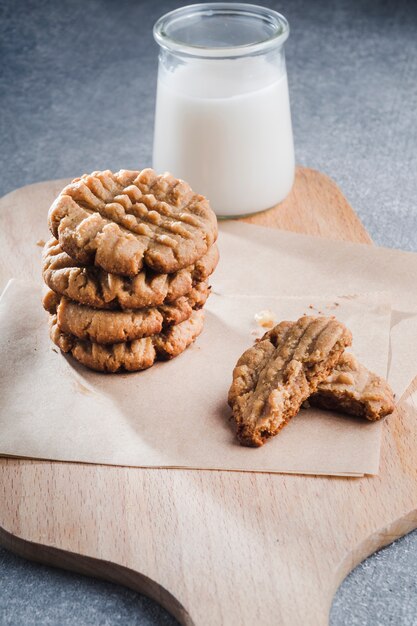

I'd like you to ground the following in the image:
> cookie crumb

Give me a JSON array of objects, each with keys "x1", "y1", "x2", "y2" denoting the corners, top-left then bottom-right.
[
  {"x1": 254, "y1": 309, "x2": 276, "y2": 329},
  {"x1": 36, "y1": 239, "x2": 45, "y2": 247}
]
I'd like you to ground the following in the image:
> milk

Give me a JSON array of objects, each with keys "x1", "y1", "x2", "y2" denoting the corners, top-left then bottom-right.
[{"x1": 153, "y1": 57, "x2": 295, "y2": 216}]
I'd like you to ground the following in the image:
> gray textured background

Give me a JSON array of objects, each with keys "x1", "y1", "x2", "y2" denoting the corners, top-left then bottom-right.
[{"x1": 0, "y1": 0, "x2": 416, "y2": 624}]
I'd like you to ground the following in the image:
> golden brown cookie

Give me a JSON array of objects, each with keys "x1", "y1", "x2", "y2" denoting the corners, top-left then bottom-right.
[
  {"x1": 42, "y1": 238, "x2": 219, "y2": 310},
  {"x1": 264, "y1": 322, "x2": 395, "y2": 421},
  {"x1": 43, "y1": 282, "x2": 209, "y2": 344},
  {"x1": 228, "y1": 316, "x2": 352, "y2": 447},
  {"x1": 309, "y1": 352, "x2": 395, "y2": 421},
  {"x1": 48, "y1": 169, "x2": 218, "y2": 276},
  {"x1": 49, "y1": 309, "x2": 205, "y2": 372}
]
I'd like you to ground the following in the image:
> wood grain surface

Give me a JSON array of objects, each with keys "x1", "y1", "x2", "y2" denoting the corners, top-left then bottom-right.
[{"x1": 0, "y1": 167, "x2": 415, "y2": 626}]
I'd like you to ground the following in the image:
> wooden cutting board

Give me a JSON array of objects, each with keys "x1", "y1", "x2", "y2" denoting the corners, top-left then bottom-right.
[{"x1": 0, "y1": 167, "x2": 416, "y2": 626}]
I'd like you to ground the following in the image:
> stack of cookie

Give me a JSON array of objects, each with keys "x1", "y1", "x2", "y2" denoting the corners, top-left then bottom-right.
[{"x1": 42, "y1": 168, "x2": 219, "y2": 372}]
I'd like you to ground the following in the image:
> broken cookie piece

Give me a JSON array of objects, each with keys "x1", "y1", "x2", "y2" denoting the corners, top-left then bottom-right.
[
  {"x1": 264, "y1": 321, "x2": 395, "y2": 422},
  {"x1": 309, "y1": 352, "x2": 394, "y2": 421},
  {"x1": 228, "y1": 316, "x2": 352, "y2": 447}
]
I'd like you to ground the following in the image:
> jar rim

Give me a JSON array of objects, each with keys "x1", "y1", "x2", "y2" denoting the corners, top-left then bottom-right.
[{"x1": 153, "y1": 3, "x2": 289, "y2": 59}]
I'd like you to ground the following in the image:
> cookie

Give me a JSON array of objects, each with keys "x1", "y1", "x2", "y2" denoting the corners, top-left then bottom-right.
[
  {"x1": 309, "y1": 352, "x2": 395, "y2": 421},
  {"x1": 48, "y1": 169, "x2": 218, "y2": 276},
  {"x1": 228, "y1": 316, "x2": 352, "y2": 447},
  {"x1": 49, "y1": 309, "x2": 205, "y2": 372},
  {"x1": 43, "y1": 281, "x2": 209, "y2": 344},
  {"x1": 264, "y1": 322, "x2": 395, "y2": 421},
  {"x1": 43, "y1": 238, "x2": 219, "y2": 310}
]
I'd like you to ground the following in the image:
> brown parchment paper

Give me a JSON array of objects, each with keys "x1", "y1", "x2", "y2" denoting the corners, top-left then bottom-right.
[
  {"x1": 0, "y1": 280, "x2": 393, "y2": 476},
  {"x1": 1, "y1": 222, "x2": 417, "y2": 477},
  {"x1": 214, "y1": 222, "x2": 417, "y2": 401}
]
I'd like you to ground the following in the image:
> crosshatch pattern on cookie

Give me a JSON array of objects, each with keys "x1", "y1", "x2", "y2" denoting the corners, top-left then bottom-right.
[
  {"x1": 43, "y1": 238, "x2": 219, "y2": 310},
  {"x1": 48, "y1": 169, "x2": 218, "y2": 276},
  {"x1": 49, "y1": 309, "x2": 205, "y2": 373},
  {"x1": 265, "y1": 322, "x2": 395, "y2": 421},
  {"x1": 228, "y1": 317, "x2": 352, "y2": 447}
]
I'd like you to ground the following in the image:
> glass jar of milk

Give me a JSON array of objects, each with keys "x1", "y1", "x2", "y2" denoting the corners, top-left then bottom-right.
[{"x1": 153, "y1": 3, "x2": 295, "y2": 218}]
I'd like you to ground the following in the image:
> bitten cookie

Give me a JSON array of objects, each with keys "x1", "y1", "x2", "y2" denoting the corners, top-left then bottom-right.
[
  {"x1": 43, "y1": 238, "x2": 219, "y2": 309},
  {"x1": 264, "y1": 321, "x2": 395, "y2": 421},
  {"x1": 48, "y1": 169, "x2": 218, "y2": 276},
  {"x1": 50, "y1": 309, "x2": 205, "y2": 372},
  {"x1": 43, "y1": 281, "x2": 209, "y2": 344},
  {"x1": 228, "y1": 316, "x2": 352, "y2": 447}
]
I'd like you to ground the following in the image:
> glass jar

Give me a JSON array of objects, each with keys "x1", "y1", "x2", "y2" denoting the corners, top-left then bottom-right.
[{"x1": 153, "y1": 3, "x2": 295, "y2": 218}]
